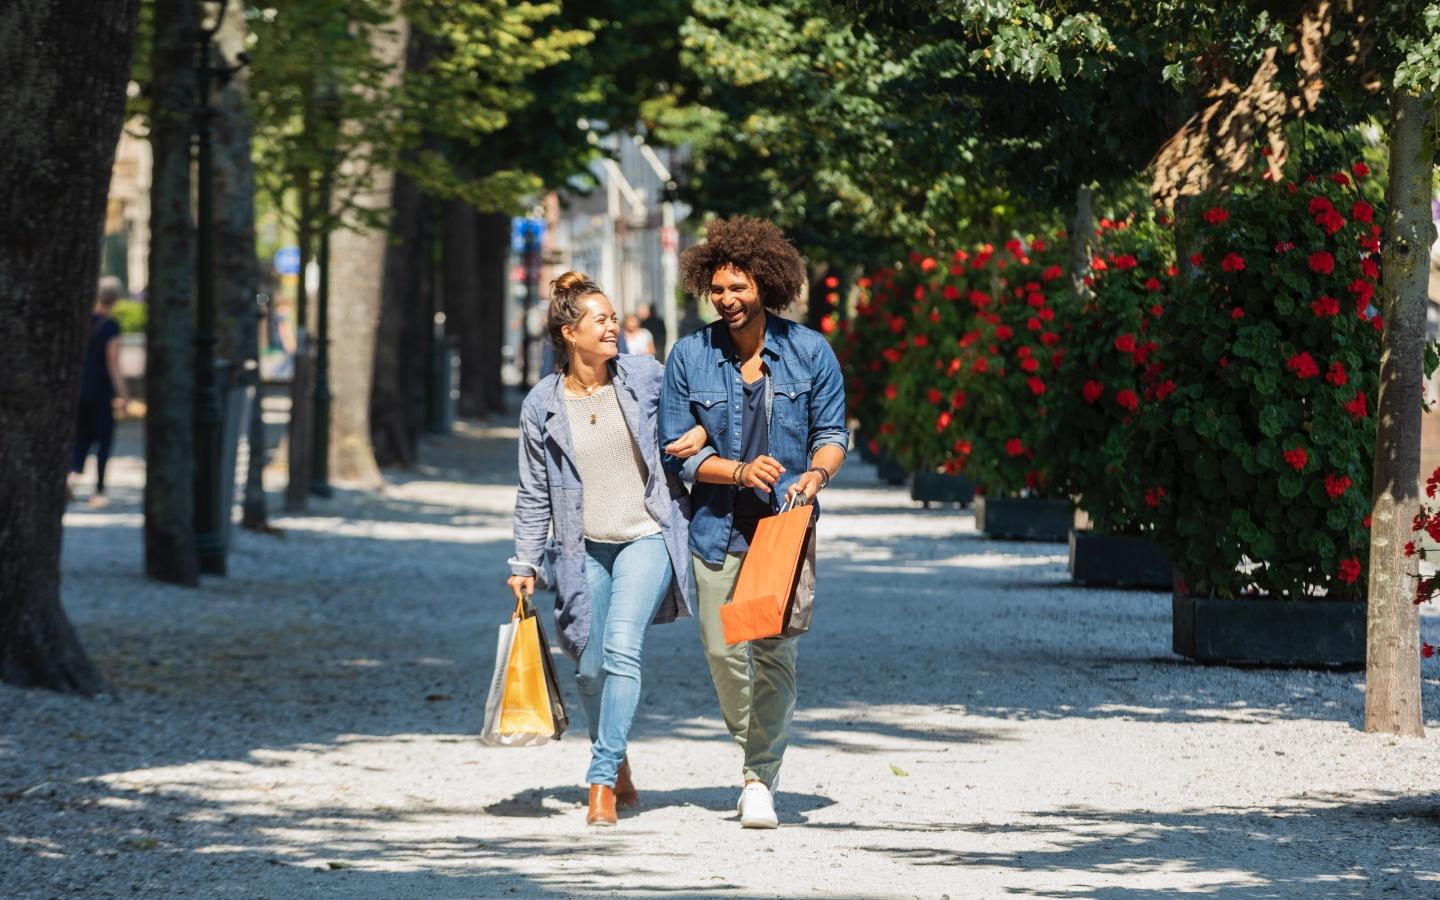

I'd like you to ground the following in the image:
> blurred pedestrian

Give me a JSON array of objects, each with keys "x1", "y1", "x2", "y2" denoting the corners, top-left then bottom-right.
[
  {"x1": 507, "y1": 271, "x2": 707, "y2": 827},
  {"x1": 638, "y1": 302, "x2": 667, "y2": 360},
  {"x1": 69, "y1": 276, "x2": 129, "y2": 507},
  {"x1": 622, "y1": 313, "x2": 656, "y2": 356}
]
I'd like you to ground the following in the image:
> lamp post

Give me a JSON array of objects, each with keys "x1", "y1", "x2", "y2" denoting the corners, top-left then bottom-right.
[{"x1": 192, "y1": 1, "x2": 243, "y2": 575}]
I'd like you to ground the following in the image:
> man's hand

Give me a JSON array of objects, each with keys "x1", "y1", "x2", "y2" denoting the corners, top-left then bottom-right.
[
  {"x1": 665, "y1": 424, "x2": 709, "y2": 459},
  {"x1": 785, "y1": 469, "x2": 826, "y2": 506},
  {"x1": 741, "y1": 455, "x2": 785, "y2": 493},
  {"x1": 506, "y1": 574, "x2": 535, "y2": 603}
]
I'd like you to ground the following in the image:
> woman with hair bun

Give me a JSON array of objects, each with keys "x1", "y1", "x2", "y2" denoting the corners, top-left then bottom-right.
[{"x1": 507, "y1": 272, "x2": 707, "y2": 826}]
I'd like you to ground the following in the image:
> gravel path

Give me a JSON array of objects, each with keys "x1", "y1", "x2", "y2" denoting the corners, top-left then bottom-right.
[{"x1": 4, "y1": 416, "x2": 1440, "y2": 899}]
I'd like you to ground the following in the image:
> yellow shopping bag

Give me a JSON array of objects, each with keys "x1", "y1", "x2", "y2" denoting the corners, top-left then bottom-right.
[{"x1": 481, "y1": 597, "x2": 569, "y2": 746}]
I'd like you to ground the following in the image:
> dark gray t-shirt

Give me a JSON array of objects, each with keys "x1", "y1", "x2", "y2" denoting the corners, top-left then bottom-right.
[{"x1": 729, "y1": 375, "x2": 770, "y2": 553}]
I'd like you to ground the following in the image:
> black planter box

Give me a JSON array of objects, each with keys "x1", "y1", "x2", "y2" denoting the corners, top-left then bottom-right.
[
  {"x1": 974, "y1": 496, "x2": 1072, "y2": 541},
  {"x1": 1171, "y1": 592, "x2": 1366, "y2": 667},
  {"x1": 875, "y1": 453, "x2": 907, "y2": 486},
  {"x1": 1069, "y1": 530, "x2": 1172, "y2": 589},
  {"x1": 911, "y1": 472, "x2": 975, "y2": 508}
]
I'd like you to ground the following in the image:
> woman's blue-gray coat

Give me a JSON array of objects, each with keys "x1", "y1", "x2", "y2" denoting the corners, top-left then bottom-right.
[{"x1": 508, "y1": 354, "x2": 695, "y2": 659}]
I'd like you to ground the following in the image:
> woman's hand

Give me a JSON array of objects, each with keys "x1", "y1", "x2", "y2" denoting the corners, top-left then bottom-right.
[
  {"x1": 665, "y1": 424, "x2": 709, "y2": 459},
  {"x1": 507, "y1": 574, "x2": 535, "y2": 603}
]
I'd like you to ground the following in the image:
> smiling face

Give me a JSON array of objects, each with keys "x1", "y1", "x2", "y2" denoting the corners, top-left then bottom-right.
[
  {"x1": 709, "y1": 264, "x2": 764, "y2": 332},
  {"x1": 562, "y1": 293, "x2": 620, "y2": 364}
]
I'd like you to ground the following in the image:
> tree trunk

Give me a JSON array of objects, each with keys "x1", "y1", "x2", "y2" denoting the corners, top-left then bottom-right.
[
  {"x1": 325, "y1": 15, "x2": 407, "y2": 486},
  {"x1": 804, "y1": 262, "x2": 828, "y2": 332},
  {"x1": 371, "y1": 172, "x2": 426, "y2": 467},
  {"x1": 1364, "y1": 88, "x2": 1433, "y2": 737},
  {"x1": 444, "y1": 200, "x2": 485, "y2": 419},
  {"x1": 0, "y1": 0, "x2": 138, "y2": 692},
  {"x1": 214, "y1": 1, "x2": 268, "y2": 532},
  {"x1": 144, "y1": 0, "x2": 200, "y2": 586},
  {"x1": 477, "y1": 211, "x2": 510, "y2": 415},
  {"x1": 1068, "y1": 182, "x2": 1094, "y2": 302}
]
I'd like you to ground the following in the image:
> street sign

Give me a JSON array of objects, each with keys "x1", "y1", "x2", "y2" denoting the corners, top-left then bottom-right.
[
  {"x1": 274, "y1": 245, "x2": 301, "y2": 276},
  {"x1": 511, "y1": 217, "x2": 545, "y2": 254}
]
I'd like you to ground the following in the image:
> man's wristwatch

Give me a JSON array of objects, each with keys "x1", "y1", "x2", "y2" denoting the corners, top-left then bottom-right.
[{"x1": 807, "y1": 467, "x2": 831, "y2": 489}]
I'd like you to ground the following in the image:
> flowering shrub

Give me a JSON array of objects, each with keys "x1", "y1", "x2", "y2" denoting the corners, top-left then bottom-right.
[
  {"x1": 950, "y1": 237, "x2": 1072, "y2": 495},
  {"x1": 1140, "y1": 165, "x2": 1382, "y2": 598},
  {"x1": 1051, "y1": 214, "x2": 1176, "y2": 532},
  {"x1": 834, "y1": 270, "x2": 900, "y2": 457},
  {"x1": 845, "y1": 238, "x2": 1073, "y2": 496}
]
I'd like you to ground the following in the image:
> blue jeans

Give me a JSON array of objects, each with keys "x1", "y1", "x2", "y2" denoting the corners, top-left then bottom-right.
[{"x1": 578, "y1": 533, "x2": 672, "y2": 787}]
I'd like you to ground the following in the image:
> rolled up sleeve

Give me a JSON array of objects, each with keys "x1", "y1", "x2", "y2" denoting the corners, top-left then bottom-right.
[
  {"x1": 660, "y1": 346, "x2": 715, "y2": 483},
  {"x1": 808, "y1": 339, "x2": 850, "y2": 458},
  {"x1": 511, "y1": 407, "x2": 552, "y2": 575}
]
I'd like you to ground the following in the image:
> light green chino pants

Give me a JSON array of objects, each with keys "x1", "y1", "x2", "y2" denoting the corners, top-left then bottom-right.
[{"x1": 692, "y1": 552, "x2": 798, "y2": 787}]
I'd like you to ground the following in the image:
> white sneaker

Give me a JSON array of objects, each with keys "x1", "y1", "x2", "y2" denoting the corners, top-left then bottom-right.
[{"x1": 738, "y1": 782, "x2": 778, "y2": 829}]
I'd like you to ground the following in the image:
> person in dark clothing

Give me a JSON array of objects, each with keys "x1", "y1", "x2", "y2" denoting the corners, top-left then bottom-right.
[
  {"x1": 638, "y1": 303, "x2": 667, "y2": 361},
  {"x1": 70, "y1": 277, "x2": 129, "y2": 507}
]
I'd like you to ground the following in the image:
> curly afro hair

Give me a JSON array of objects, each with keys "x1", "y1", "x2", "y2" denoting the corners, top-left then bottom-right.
[{"x1": 680, "y1": 216, "x2": 807, "y2": 312}]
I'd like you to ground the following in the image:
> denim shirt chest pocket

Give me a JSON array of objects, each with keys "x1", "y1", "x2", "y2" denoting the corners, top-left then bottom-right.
[
  {"x1": 689, "y1": 388, "x2": 729, "y2": 446},
  {"x1": 771, "y1": 379, "x2": 813, "y2": 448}
]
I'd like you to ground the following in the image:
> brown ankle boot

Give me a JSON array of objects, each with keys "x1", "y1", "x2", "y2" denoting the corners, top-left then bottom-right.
[
  {"x1": 614, "y1": 759, "x2": 638, "y2": 809},
  {"x1": 586, "y1": 784, "x2": 617, "y2": 826}
]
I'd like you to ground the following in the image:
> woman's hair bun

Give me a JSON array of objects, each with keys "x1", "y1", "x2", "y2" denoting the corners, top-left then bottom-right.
[{"x1": 552, "y1": 271, "x2": 592, "y2": 294}]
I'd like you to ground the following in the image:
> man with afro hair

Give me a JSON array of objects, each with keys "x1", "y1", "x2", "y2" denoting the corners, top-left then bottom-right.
[{"x1": 659, "y1": 216, "x2": 848, "y2": 829}]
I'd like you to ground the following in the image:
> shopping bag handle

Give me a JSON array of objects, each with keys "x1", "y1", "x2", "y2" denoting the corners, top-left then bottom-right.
[{"x1": 779, "y1": 492, "x2": 812, "y2": 513}]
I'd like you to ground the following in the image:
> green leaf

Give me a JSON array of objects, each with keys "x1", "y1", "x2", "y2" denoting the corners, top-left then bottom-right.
[{"x1": 889, "y1": 763, "x2": 910, "y2": 777}]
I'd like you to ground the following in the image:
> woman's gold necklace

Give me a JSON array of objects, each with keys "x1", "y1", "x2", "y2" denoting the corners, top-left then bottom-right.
[{"x1": 566, "y1": 374, "x2": 607, "y2": 424}]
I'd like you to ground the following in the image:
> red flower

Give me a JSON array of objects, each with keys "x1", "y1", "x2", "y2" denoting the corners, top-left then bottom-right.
[
  {"x1": 1151, "y1": 304, "x2": 1164, "y2": 318},
  {"x1": 947, "y1": 357, "x2": 962, "y2": 376},
  {"x1": 1362, "y1": 257, "x2": 1380, "y2": 280},
  {"x1": 1144, "y1": 277, "x2": 1163, "y2": 292},
  {"x1": 1155, "y1": 380, "x2": 1177, "y2": 401},
  {"x1": 884, "y1": 384, "x2": 898, "y2": 401},
  {"x1": 994, "y1": 324, "x2": 1014, "y2": 341},
  {"x1": 1318, "y1": 209, "x2": 1347, "y2": 235},
  {"x1": 1027, "y1": 377, "x2": 1047, "y2": 396},
  {"x1": 1091, "y1": 255, "x2": 1108, "y2": 271},
  {"x1": 1115, "y1": 389, "x2": 1139, "y2": 412},
  {"x1": 1406, "y1": 541, "x2": 1417, "y2": 557},
  {"x1": 1311, "y1": 295, "x2": 1340, "y2": 318},
  {"x1": 1325, "y1": 473, "x2": 1352, "y2": 498},
  {"x1": 1220, "y1": 252, "x2": 1246, "y2": 273},
  {"x1": 929, "y1": 310, "x2": 941, "y2": 324},
  {"x1": 928, "y1": 388, "x2": 944, "y2": 405},
  {"x1": 936, "y1": 411, "x2": 953, "y2": 432},
  {"x1": 1041, "y1": 264, "x2": 1063, "y2": 282},
  {"x1": 943, "y1": 285, "x2": 960, "y2": 301},
  {"x1": 1114, "y1": 334, "x2": 1137, "y2": 353},
  {"x1": 1330, "y1": 171, "x2": 1352, "y2": 187},
  {"x1": 1344, "y1": 391, "x2": 1368, "y2": 419},
  {"x1": 1020, "y1": 356, "x2": 1040, "y2": 373},
  {"x1": 1363, "y1": 514, "x2": 1372, "y2": 529},
  {"x1": 1309, "y1": 251, "x2": 1335, "y2": 275},
  {"x1": 1275, "y1": 240, "x2": 1295, "y2": 253},
  {"x1": 1040, "y1": 332, "x2": 1061, "y2": 347},
  {"x1": 953, "y1": 439, "x2": 972, "y2": 456},
  {"x1": 1424, "y1": 643, "x2": 1437, "y2": 659},
  {"x1": 1338, "y1": 557, "x2": 1361, "y2": 584},
  {"x1": 1026, "y1": 317, "x2": 1042, "y2": 331},
  {"x1": 882, "y1": 347, "x2": 902, "y2": 364},
  {"x1": 1144, "y1": 486, "x2": 1166, "y2": 508},
  {"x1": 1426, "y1": 467, "x2": 1440, "y2": 498},
  {"x1": 1114, "y1": 254, "x2": 1138, "y2": 271},
  {"x1": 1189, "y1": 252, "x2": 1205, "y2": 268},
  {"x1": 1232, "y1": 307, "x2": 1245, "y2": 320},
  {"x1": 1326, "y1": 361, "x2": 1348, "y2": 386},
  {"x1": 1005, "y1": 438, "x2": 1025, "y2": 457},
  {"x1": 913, "y1": 335, "x2": 930, "y2": 349},
  {"x1": 973, "y1": 357, "x2": 989, "y2": 374},
  {"x1": 1283, "y1": 447, "x2": 1309, "y2": 470},
  {"x1": 1027, "y1": 293, "x2": 1046, "y2": 308},
  {"x1": 1286, "y1": 352, "x2": 1320, "y2": 379},
  {"x1": 1347, "y1": 277, "x2": 1375, "y2": 309},
  {"x1": 1352, "y1": 200, "x2": 1374, "y2": 223},
  {"x1": 1307, "y1": 196, "x2": 1333, "y2": 216},
  {"x1": 820, "y1": 315, "x2": 836, "y2": 335},
  {"x1": 1202, "y1": 207, "x2": 1229, "y2": 225},
  {"x1": 890, "y1": 316, "x2": 905, "y2": 334},
  {"x1": 913, "y1": 285, "x2": 925, "y2": 301},
  {"x1": 1039, "y1": 307, "x2": 1055, "y2": 322},
  {"x1": 1352, "y1": 162, "x2": 1370, "y2": 178},
  {"x1": 951, "y1": 390, "x2": 967, "y2": 409},
  {"x1": 920, "y1": 257, "x2": 937, "y2": 272},
  {"x1": 1082, "y1": 380, "x2": 1104, "y2": 403}
]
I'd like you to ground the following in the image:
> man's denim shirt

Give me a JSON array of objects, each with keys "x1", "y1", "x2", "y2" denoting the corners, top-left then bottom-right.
[{"x1": 660, "y1": 313, "x2": 849, "y2": 566}]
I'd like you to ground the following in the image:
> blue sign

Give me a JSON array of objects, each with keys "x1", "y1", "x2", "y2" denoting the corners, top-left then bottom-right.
[
  {"x1": 511, "y1": 218, "x2": 545, "y2": 254},
  {"x1": 274, "y1": 245, "x2": 301, "y2": 276}
]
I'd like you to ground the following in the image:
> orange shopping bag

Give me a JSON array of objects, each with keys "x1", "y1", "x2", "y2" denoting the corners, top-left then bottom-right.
[
  {"x1": 721, "y1": 498, "x2": 816, "y2": 645},
  {"x1": 481, "y1": 596, "x2": 569, "y2": 746}
]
